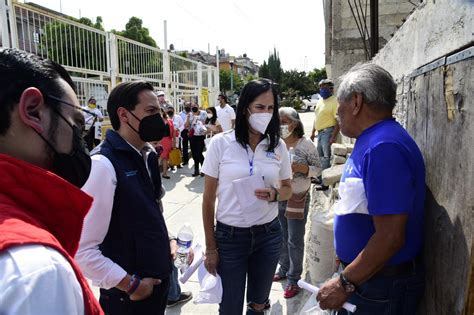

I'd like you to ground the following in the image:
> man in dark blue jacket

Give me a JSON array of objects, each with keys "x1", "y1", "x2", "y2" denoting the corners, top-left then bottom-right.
[{"x1": 76, "y1": 81, "x2": 174, "y2": 314}]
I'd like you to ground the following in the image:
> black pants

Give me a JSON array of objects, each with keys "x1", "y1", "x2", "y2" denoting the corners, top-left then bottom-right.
[
  {"x1": 181, "y1": 129, "x2": 190, "y2": 164},
  {"x1": 84, "y1": 126, "x2": 100, "y2": 151},
  {"x1": 99, "y1": 277, "x2": 170, "y2": 315},
  {"x1": 189, "y1": 135, "x2": 205, "y2": 174}
]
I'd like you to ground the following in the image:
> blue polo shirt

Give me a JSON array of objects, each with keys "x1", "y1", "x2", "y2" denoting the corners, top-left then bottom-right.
[{"x1": 334, "y1": 119, "x2": 425, "y2": 265}]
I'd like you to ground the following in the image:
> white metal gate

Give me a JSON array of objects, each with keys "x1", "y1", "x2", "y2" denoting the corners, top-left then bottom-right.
[{"x1": 0, "y1": 0, "x2": 219, "y2": 112}]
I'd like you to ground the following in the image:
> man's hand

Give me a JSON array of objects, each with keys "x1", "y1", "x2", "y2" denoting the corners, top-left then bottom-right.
[
  {"x1": 170, "y1": 239, "x2": 178, "y2": 260},
  {"x1": 129, "y1": 277, "x2": 162, "y2": 301},
  {"x1": 316, "y1": 277, "x2": 351, "y2": 310},
  {"x1": 204, "y1": 249, "x2": 219, "y2": 276}
]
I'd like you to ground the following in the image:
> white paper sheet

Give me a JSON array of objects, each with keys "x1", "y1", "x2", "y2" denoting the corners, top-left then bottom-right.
[
  {"x1": 232, "y1": 174, "x2": 270, "y2": 225},
  {"x1": 179, "y1": 244, "x2": 204, "y2": 284}
]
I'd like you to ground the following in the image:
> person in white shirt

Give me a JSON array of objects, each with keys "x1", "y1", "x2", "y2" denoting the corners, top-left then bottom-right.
[
  {"x1": 184, "y1": 103, "x2": 207, "y2": 176},
  {"x1": 0, "y1": 48, "x2": 102, "y2": 315},
  {"x1": 216, "y1": 94, "x2": 236, "y2": 131},
  {"x1": 201, "y1": 79, "x2": 293, "y2": 314},
  {"x1": 82, "y1": 97, "x2": 104, "y2": 150},
  {"x1": 76, "y1": 81, "x2": 174, "y2": 314},
  {"x1": 166, "y1": 105, "x2": 184, "y2": 163}
]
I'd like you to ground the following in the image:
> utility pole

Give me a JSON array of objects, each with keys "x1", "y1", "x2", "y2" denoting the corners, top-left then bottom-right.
[{"x1": 370, "y1": 0, "x2": 379, "y2": 58}]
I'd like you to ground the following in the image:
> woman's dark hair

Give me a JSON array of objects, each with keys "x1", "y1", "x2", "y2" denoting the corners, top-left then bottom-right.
[
  {"x1": 235, "y1": 79, "x2": 280, "y2": 152},
  {"x1": 107, "y1": 80, "x2": 155, "y2": 130},
  {"x1": 205, "y1": 106, "x2": 218, "y2": 125}
]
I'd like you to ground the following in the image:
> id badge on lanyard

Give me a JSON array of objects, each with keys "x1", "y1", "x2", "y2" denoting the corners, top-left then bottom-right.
[{"x1": 246, "y1": 147, "x2": 255, "y2": 176}]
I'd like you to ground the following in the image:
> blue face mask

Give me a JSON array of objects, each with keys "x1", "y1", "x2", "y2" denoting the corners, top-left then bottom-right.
[{"x1": 319, "y1": 88, "x2": 332, "y2": 99}]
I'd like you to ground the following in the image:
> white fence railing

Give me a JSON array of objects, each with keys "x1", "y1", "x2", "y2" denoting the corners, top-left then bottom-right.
[{"x1": 0, "y1": 0, "x2": 219, "y2": 111}]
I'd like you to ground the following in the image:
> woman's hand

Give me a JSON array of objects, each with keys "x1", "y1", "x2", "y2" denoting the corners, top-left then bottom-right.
[
  {"x1": 292, "y1": 163, "x2": 309, "y2": 175},
  {"x1": 204, "y1": 249, "x2": 219, "y2": 276},
  {"x1": 255, "y1": 187, "x2": 276, "y2": 202}
]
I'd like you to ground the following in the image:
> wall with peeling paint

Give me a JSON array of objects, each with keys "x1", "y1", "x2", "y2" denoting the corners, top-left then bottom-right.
[{"x1": 371, "y1": 1, "x2": 474, "y2": 313}]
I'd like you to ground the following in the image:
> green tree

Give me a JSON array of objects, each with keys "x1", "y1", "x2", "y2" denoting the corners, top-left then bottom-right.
[
  {"x1": 267, "y1": 48, "x2": 282, "y2": 83},
  {"x1": 115, "y1": 17, "x2": 158, "y2": 47},
  {"x1": 258, "y1": 61, "x2": 269, "y2": 79},
  {"x1": 219, "y1": 69, "x2": 243, "y2": 95},
  {"x1": 308, "y1": 67, "x2": 327, "y2": 89},
  {"x1": 40, "y1": 16, "x2": 107, "y2": 72}
]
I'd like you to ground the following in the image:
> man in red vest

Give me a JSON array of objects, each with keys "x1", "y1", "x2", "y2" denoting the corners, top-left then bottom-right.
[{"x1": 0, "y1": 48, "x2": 102, "y2": 314}]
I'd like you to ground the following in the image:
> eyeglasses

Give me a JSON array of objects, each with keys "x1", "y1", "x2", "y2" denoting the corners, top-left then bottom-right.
[{"x1": 46, "y1": 94, "x2": 97, "y2": 117}]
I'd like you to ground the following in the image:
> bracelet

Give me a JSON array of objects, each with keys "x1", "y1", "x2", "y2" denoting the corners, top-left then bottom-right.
[{"x1": 126, "y1": 274, "x2": 141, "y2": 295}]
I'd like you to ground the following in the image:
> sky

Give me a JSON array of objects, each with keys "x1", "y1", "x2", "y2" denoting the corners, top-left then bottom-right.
[{"x1": 29, "y1": 0, "x2": 326, "y2": 72}]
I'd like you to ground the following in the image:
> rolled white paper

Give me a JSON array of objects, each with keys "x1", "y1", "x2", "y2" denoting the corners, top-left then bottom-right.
[{"x1": 297, "y1": 279, "x2": 357, "y2": 313}]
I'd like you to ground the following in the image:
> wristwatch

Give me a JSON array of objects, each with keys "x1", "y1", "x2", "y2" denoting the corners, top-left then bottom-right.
[
  {"x1": 339, "y1": 273, "x2": 356, "y2": 293},
  {"x1": 271, "y1": 187, "x2": 279, "y2": 202}
]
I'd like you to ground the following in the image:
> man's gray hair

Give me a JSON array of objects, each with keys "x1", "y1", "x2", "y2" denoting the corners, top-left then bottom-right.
[{"x1": 337, "y1": 63, "x2": 397, "y2": 112}]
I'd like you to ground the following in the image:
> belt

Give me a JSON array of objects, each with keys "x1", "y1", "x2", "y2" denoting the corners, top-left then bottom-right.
[
  {"x1": 340, "y1": 256, "x2": 422, "y2": 278},
  {"x1": 317, "y1": 126, "x2": 335, "y2": 133},
  {"x1": 216, "y1": 217, "x2": 279, "y2": 234}
]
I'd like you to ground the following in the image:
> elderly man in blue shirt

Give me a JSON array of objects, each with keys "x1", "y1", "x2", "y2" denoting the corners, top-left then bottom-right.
[{"x1": 317, "y1": 63, "x2": 426, "y2": 314}]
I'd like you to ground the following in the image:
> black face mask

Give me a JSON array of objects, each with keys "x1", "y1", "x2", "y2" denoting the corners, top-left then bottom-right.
[
  {"x1": 127, "y1": 110, "x2": 165, "y2": 142},
  {"x1": 184, "y1": 107, "x2": 191, "y2": 113},
  {"x1": 167, "y1": 111, "x2": 174, "y2": 117},
  {"x1": 36, "y1": 109, "x2": 92, "y2": 188},
  {"x1": 191, "y1": 107, "x2": 198, "y2": 113}
]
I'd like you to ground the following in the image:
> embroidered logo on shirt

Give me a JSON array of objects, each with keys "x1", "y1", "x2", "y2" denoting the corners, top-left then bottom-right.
[
  {"x1": 266, "y1": 152, "x2": 280, "y2": 161},
  {"x1": 125, "y1": 170, "x2": 138, "y2": 177}
]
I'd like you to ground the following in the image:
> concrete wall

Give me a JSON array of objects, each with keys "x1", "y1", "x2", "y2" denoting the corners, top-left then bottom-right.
[
  {"x1": 325, "y1": 0, "x2": 414, "y2": 79},
  {"x1": 371, "y1": 1, "x2": 474, "y2": 313}
]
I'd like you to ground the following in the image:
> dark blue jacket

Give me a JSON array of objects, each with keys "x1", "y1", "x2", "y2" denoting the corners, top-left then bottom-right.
[{"x1": 94, "y1": 130, "x2": 171, "y2": 279}]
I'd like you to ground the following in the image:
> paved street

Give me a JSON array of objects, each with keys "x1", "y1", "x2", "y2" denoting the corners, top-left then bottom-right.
[{"x1": 92, "y1": 111, "x2": 316, "y2": 314}]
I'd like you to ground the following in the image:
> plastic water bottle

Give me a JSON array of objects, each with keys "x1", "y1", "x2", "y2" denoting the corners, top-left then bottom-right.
[
  {"x1": 174, "y1": 223, "x2": 194, "y2": 272},
  {"x1": 288, "y1": 147, "x2": 295, "y2": 164}
]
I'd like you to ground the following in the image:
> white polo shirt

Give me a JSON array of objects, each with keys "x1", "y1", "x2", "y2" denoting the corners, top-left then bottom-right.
[
  {"x1": 216, "y1": 104, "x2": 236, "y2": 131},
  {"x1": 201, "y1": 130, "x2": 292, "y2": 227}
]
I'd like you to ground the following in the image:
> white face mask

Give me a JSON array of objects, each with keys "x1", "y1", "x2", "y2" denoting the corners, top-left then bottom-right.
[
  {"x1": 280, "y1": 124, "x2": 293, "y2": 139},
  {"x1": 207, "y1": 113, "x2": 213, "y2": 119},
  {"x1": 248, "y1": 111, "x2": 273, "y2": 135}
]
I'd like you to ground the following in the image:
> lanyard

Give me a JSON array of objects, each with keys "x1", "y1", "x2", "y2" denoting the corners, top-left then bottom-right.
[{"x1": 245, "y1": 147, "x2": 255, "y2": 176}]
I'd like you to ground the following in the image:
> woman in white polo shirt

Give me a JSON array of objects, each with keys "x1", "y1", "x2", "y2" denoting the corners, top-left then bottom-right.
[{"x1": 201, "y1": 79, "x2": 293, "y2": 315}]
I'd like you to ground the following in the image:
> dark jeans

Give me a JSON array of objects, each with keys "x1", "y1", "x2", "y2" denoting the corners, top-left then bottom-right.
[
  {"x1": 336, "y1": 267, "x2": 425, "y2": 315},
  {"x1": 99, "y1": 277, "x2": 170, "y2": 315},
  {"x1": 215, "y1": 217, "x2": 282, "y2": 315},
  {"x1": 167, "y1": 264, "x2": 181, "y2": 302},
  {"x1": 189, "y1": 135, "x2": 205, "y2": 174},
  {"x1": 276, "y1": 193, "x2": 310, "y2": 285},
  {"x1": 181, "y1": 129, "x2": 189, "y2": 164}
]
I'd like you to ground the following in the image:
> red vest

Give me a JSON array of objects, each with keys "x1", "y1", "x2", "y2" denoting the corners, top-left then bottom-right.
[{"x1": 0, "y1": 154, "x2": 103, "y2": 315}]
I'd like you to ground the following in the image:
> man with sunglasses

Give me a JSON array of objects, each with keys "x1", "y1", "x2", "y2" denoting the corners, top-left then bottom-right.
[
  {"x1": 0, "y1": 48, "x2": 102, "y2": 314},
  {"x1": 76, "y1": 81, "x2": 174, "y2": 314}
]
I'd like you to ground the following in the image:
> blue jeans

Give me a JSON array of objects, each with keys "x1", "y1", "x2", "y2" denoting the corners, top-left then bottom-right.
[
  {"x1": 167, "y1": 264, "x2": 181, "y2": 302},
  {"x1": 317, "y1": 126, "x2": 334, "y2": 173},
  {"x1": 336, "y1": 268, "x2": 425, "y2": 315},
  {"x1": 276, "y1": 193, "x2": 310, "y2": 285},
  {"x1": 215, "y1": 217, "x2": 282, "y2": 315}
]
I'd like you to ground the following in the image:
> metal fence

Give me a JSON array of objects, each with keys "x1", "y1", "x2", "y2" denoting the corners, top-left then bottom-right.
[{"x1": 0, "y1": 0, "x2": 219, "y2": 112}]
